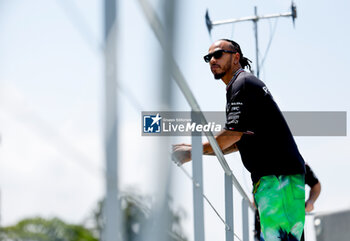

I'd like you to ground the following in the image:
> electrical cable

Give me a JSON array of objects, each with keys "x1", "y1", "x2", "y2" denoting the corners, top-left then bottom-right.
[{"x1": 259, "y1": 18, "x2": 279, "y2": 70}]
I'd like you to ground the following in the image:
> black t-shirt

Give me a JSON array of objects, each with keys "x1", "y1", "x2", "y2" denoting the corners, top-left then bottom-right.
[
  {"x1": 225, "y1": 71, "x2": 305, "y2": 183},
  {"x1": 305, "y1": 163, "x2": 319, "y2": 187}
]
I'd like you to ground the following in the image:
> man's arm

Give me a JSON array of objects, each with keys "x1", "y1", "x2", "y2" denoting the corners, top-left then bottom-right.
[
  {"x1": 202, "y1": 129, "x2": 242, "y2": 155},
  {"x1": 206, "y1": 143, "x2": 239, "y2": 155},
  {"x1": 305, "y1": 182, "x2": 321, "y2": 212},
  {"x1": 172, "y1": 129, "x2": 243, "y2": 164}
]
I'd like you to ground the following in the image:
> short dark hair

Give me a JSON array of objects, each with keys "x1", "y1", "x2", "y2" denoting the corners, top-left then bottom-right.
[{"x1": 220, "y1": 39, "x2": 252, "y2": 71}]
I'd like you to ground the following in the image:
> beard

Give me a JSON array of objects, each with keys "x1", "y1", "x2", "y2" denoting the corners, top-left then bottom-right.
[
  {"x1": 212, "y1": 60, "x2": 231, "y2": 80},
  {"x1": 214, "y1": 72, "x2": 225, "y2": 79}
]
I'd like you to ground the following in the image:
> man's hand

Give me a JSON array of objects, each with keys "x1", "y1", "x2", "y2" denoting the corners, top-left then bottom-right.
[
  {"x1": 172, "y1": 143, "x2": 192, "y2": 165},
  {"x1": 306, "y1": 182, "x2": 321, "y2": 213},
  {"x1": 305, "y1": 199, "x2": 314, "y2": 212}
]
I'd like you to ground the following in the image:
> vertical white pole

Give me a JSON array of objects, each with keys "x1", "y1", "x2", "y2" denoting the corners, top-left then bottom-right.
[
  {"x1": 192, "y1": 111, "x2": 205, "y2": 241},
  {"x1": 143, "y1": 0, "x2": 176, "y2": 240},
  {"x1": 150, "y1": 0, "x2": 176, "y2": 238},
  {"x1": 242, "y1": 199, "x2": 250, "y2": 241},
  {"x1": 103, "y1": 0, "x2": 121, "y2": 240},
  {"x1": 225, "y1": 174, "x2": 234, "y2": 241}
]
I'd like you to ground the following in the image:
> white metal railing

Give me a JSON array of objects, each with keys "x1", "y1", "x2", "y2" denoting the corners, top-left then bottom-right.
[
  {"x1": 136, "y1": 0, "x2": 254, "y2": 208},
  {"x1": 137, "y1": 0, "x2": 255, "y2": 240}
]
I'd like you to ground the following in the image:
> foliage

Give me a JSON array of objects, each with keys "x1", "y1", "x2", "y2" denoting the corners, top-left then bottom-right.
[
  {"x1": 0, "y1": 217, "x2": 97, "y2": 241},
  {"x1": 0, "y1": 192, "x2": 187, "y2": 241}
]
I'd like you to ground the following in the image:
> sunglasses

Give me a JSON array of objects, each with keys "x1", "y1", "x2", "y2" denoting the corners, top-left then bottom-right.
[{"x1": 203, "y1": 49, "x2": 236, "y2": 63}]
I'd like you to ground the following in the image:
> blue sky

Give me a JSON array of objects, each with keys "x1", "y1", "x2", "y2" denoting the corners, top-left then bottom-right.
[{"x1": 0, "y1": 0, "x2": 349, "y2": 240}]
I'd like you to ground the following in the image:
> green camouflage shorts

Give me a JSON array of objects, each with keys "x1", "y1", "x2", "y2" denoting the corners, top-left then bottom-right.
[{"x1": 253, "y1": 174, "x2": 305, "y2": 241}]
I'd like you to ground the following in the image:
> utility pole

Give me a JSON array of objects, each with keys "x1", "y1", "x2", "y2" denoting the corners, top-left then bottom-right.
[
  {"x1": 205, "y1": 3, "x2": 297, "y2": 78},
  {"x1": 103, "y1": 0, "x2": 121, "y2": 241}
]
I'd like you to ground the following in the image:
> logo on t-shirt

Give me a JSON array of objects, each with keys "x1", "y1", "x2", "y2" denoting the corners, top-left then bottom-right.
[{"x1": 262, "y1": 86, "x2": 269, "y2": 94}]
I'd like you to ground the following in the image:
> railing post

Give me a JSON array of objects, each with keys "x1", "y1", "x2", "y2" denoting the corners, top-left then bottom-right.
[
  {"x1": 225, "y1": 174, "x2": 234, "y2": 241},
  {"x1": 103, "y1": 0, "x2": 121, "y2": 240},
  {"x1": 242, "y1": 199, "x2": 250, "y2": 241},
  {"x1": 191, "y1": 111, "x2": 205, "y2": 241}
]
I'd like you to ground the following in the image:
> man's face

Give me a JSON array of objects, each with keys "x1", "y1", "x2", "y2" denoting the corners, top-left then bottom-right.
[{"x1": 207, "y1": 41, "x2": 236, "y2": 80}]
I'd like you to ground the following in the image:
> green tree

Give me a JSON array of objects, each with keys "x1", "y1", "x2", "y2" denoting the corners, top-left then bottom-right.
[
  {"x1": 0, "y1": 192, "x2": 188, "y2": 241},
  {"x1": 0, "y1": 217, "x2": 97, "y2": 241}
]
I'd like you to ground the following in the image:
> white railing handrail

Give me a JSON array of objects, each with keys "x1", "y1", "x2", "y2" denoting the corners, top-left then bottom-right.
[{"x1": 137, "y1": 0, "x2": 255, "y2": 211}]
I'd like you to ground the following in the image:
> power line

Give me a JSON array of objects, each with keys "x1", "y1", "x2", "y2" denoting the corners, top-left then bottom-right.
[
  {"x1": 259, "y1": 18, "x2": 279, "y2": 70},
  {"x1": 205, "y1": 3, "x2": 297, "y2": 78}
]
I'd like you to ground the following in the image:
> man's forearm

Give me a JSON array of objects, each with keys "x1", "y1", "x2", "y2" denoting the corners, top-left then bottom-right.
[
  {"x1": 202, "y1": 129, "x2": 242, "y2": 155},
  {"x1": 204, "y1": 143, "x2": 238, "y2": 155},
  {"x1": 308, "y1": 182, "x2": 321, "y2": 203}
]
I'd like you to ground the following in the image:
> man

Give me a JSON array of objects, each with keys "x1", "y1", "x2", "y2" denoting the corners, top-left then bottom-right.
[
  {"x1": 172, "y1": 39, "x2": 306, "y2": 241},
  {"x1": 254, "y1": 163, "x2": 321, "y2": 241}
]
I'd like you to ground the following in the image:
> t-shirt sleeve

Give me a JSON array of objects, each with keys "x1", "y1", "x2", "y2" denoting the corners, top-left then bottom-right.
[
  {"x1": 224, "y1": 88, "x2": 249, "y2": 132},
  {"x1": 224, "y1": 77, "x2": 256, "y2": 132},
  {"x1": 225, "y1": 75, "x2": 270, "y2": 133},
  {"x1": 305, "y1": 163, "x2": 319, "y2": 187}
]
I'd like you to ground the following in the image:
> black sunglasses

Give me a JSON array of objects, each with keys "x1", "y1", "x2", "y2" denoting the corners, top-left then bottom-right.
[{"x1": 203, "y1": 49, "x2": 236, "y2": 63}]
